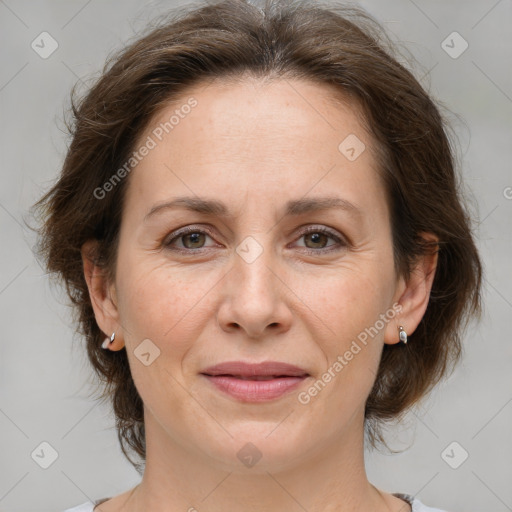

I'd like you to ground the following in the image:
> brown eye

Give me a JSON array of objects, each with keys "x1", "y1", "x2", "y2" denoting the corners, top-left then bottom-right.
[
  {"x1": 181, "y1": 231, "x2": 206, "y2": 249},
  {"x1": 303, "y1": 232, "x2": 330, "y2": 249},
  {"x1": 164, "y1": 227, "x2": 217, "y2": 252},
  {"x1": 293, "y1": 226, "x2": 346, "y2": 254}
]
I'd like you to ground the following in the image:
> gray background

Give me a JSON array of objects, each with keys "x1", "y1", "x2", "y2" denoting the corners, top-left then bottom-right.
[{"x1": 0, "y1": 0, "x2": 511, "y2": 511}]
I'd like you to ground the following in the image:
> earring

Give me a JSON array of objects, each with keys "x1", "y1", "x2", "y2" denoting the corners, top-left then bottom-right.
[
  {"x1": 398, "y1": 326, "x2": 408, "y2": 344},
  {"x1": 101, "y1": 332, "x2": 115, "y2": 349}
]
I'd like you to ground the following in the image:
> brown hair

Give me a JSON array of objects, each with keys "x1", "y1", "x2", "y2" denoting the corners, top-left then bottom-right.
[{"x1": 33, "y1": 0, "x2": 482, "y2": 472}]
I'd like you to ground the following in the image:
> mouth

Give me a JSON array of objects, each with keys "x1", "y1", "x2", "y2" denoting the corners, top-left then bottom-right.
[
  {"x1": 200, "y1": 361, "x2": 310, "y2": 402},
  {"x1": 201, "y1": 360, "x2": 309, "y2": 378},
  {"x1": 206, "y1": 374, "x2": 305, "y2": 380}
]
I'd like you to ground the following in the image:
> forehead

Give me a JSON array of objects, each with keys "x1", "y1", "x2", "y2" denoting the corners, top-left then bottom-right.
[
  {"x1": 125, "y1": 77, "x2": 386, "y2": 219},
  {"x1": 144, "y1": 76, "x2": 369, "y2": 151}
]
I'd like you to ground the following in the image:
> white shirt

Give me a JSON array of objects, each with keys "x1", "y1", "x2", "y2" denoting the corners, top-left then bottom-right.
[{"x1": 62, "y1": 493, "x2": 451, "y2": 511}]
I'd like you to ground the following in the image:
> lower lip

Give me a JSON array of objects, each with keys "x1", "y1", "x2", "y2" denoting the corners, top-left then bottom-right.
[{"x1": 202, "y1": 375, "x2": 308, "y2": 402}]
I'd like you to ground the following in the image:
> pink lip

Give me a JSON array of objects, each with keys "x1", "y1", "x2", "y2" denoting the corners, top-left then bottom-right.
[{"x1": 200, "y1": 361, "x2": 310, "y2": 402}]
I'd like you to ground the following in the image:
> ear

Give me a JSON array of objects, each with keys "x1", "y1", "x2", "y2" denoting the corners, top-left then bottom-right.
[
  {"x1": 81, "y1": 240, "x2": 124, "y2": 351},
  {"x1": 384, "y1": 233, "x2": 439, "y2": 345}
]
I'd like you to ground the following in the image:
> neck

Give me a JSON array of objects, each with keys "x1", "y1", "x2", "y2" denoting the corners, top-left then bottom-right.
[{"x1": 126, "y1": 407, "x2": 389, "y2": 512}]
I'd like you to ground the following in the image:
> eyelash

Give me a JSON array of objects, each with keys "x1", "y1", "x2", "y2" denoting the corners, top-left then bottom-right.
[{"x1": 163, "y1": 225, "x2": 347, "y2": 255}]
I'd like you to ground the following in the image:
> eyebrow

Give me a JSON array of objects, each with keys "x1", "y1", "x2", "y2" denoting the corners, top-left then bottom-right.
[{"x1": 144, "y1": 195, "x2": 361, "y2": 221}]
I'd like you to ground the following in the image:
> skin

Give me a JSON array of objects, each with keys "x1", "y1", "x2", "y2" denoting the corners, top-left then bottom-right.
[{"x1": 82, "y1": 77, "x2": 437, "y2": 512}]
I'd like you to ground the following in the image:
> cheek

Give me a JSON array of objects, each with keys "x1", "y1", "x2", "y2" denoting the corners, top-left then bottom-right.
[
  {"x1": 307, "y1": 262, "x2": 395, "y2": 348},
  {"x1": 301, "y1": 260, "x2": 396, "y2": 406},
  {"x1": 113, "y1": 257, "x2": 218, "y2": 414},
  {"x1": 115, "y1": 251, "x2": 220, "y2": 352}
]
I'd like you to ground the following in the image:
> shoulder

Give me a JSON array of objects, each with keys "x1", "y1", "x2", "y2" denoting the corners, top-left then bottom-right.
[
  {"x1": 62, "y1": 497, "x2": 110, "y2": 512},
  {"x1": 64, "y1": 495, "x2": 452, "y2": 512},
  {"x1": 394, "y1": 493, "x2": 452, "y2": 512},
  {"x1": 413, "y1": 500, "x2": 451, "y2": 512},
  {"x1": 61, "y1": 502, "x2": 95, "y2": 512},
  {"x1": 413, "y1": 501, "x2": 451, "y2": 512}
]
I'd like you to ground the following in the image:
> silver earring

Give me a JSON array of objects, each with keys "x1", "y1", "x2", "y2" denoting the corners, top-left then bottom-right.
[
  {"x1": 101, "y1": 332, "x2": 115, "y2": 349},
  {"x1": 398, "y1": 326, "x2": 408, "y2": 344}
]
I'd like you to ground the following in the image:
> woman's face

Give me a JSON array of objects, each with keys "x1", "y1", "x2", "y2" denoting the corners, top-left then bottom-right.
[{"x1": 107, "y1": 78, "x2": 407, "y2": 471}]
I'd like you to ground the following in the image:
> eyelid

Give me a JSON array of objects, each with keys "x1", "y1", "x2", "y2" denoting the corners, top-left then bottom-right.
[
  {"x1": 291, "y1": 225, "x2": 348, "y2": 250},
  {"x1": 163, "y1": 223, "x2": 349, "y2": 253},
  {"x1": 162, "y1": 224, "x2": 219, "y2": 249}
]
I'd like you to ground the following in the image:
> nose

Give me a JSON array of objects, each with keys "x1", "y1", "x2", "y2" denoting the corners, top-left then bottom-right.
[{"x1": 216, "y1": 245, "x2": 293, "y2": 339}]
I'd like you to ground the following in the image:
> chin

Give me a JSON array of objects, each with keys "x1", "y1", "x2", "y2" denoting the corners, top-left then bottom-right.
[{"x1": 196, "y1": 423, "x2": 313, "y2": 474}]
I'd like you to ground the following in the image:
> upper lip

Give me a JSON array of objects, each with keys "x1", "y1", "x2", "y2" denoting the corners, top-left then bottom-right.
[{"x1": 201, "y1": 361, "x2": 309, "y2": 377}]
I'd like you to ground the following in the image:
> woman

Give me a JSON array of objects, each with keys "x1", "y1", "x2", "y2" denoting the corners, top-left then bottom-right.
[{"x1": 34, "y1": 0, "x2": 482, "y2": 510}]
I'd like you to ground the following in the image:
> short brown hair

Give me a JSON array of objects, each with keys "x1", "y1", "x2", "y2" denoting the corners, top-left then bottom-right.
[{"x1": 33, "y1": 0, "x2": 482, "y2": 472}]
